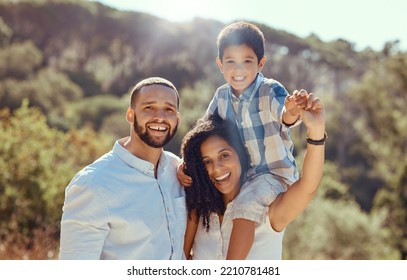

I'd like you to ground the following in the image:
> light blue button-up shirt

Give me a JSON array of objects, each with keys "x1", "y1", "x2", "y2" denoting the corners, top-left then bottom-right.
[{"x1": 59, "y1": 139, "x2": 187, "y2": 260}]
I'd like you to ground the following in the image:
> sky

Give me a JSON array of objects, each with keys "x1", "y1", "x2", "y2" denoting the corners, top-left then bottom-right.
[{"x1": 92, "y1": 0, "x2": 406, "y2": 52}]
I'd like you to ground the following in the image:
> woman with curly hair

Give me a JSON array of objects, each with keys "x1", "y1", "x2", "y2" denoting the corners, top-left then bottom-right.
[{"x1": 181, "y1": 94, "x2": 326, "y2": 260}]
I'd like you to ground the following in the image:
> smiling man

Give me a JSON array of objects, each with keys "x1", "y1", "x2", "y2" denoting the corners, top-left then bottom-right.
[{"x1": 59, "y1": 77, "x2": 187, "y2": 260}]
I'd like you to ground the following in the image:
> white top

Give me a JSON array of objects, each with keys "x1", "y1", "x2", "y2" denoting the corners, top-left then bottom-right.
[
  {"x1": 59, "y1": 140, "x2": 187, "y2": 260},
  {"x1": 192, "y1": 201, "x2": 284, "y2": 260}
]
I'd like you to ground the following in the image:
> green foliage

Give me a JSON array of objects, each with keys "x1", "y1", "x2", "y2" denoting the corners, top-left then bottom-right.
[
  {"x1": 58, "y1": 94, "x2": 127, "y2": 131},
  {"x1": 0, "y1": 0, "x2": 406, "y2": 259},
  {"x1": 0, "y1": 100, "x2": 112, "y2": 239},
  {"x1": 0, "y1": 16, "x2": 12, "y2": 47},
  {"x1": 0, "y1": 68, "x2": 83, "y2": 112},
  {"x1": 283, "y1": 160, "x2": 400, "y2": 259},
  {"x1": 283, "y1": 157, "x2": 400, "y2": 259},
  {"x1": 373, "y1": 160, "x2": 407, "y2": 259},
  {"x1": 284, "y1": 196, "x2": 399, "y2": 259},
  {"x1": 331, "y1": 52, "x2": 407, "y2": 258},
  {"x1": 0, "y1": 41, "x2": 42, "y2": 79},
  {"x1": 349, "y1": 54, "x2": 407, "y2": 183}
]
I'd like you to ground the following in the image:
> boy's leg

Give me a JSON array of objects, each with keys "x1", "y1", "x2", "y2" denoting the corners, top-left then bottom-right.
[{"x1": 227, "y1": 174, "x2": 287, "y2": 259}]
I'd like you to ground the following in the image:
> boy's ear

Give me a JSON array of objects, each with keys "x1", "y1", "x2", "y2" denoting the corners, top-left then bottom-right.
[
  {"x1": 258, "y1": 56, "x2": 267, "y2": 71},
  {"x1": 216, "y1": 57, "x2": 223, "y2": 73}
]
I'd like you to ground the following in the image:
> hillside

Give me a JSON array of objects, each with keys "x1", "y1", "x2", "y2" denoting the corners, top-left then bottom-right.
[
  {"x1": 1, "y1": 0, "x2": 406, "y2": 260},
  {"x1": 0, "y1": 0, "x2": 375, "y2": 96}
]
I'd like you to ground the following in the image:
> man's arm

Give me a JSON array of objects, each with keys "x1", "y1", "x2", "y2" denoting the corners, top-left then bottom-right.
[{"x1": 59, "y1": 184, "x2": 109, "y2": 259}]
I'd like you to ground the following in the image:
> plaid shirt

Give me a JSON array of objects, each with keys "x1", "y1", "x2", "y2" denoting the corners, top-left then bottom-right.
[{"x1": 206, "y1": 73, "x2": 299, "y2": 188}]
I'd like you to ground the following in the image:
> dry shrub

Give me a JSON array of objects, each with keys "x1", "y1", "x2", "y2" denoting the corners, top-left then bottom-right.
[{"x1": 0, "y1": 226, "x2": 59, "y2": 260}]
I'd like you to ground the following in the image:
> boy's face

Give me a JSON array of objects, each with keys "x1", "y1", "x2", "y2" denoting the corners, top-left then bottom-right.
[{"x1": 217, "y1": 44, "x2": 266, "y2": 97}]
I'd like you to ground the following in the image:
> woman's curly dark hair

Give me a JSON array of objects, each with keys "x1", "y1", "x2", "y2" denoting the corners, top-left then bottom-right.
[{"x1": 180, "y1": 114, "x2": 249, "y2": 231}]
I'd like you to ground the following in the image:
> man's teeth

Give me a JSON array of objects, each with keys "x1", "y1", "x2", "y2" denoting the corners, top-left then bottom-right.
[
  {"x1": 234, "y1": 76, "x2": 244, "y2": 81},
  {"x1": 149, "y1": 125, "x2": 166, "y2": 131},
  {"x1": 215, "y1": 172, "x2": 230, "y2": 181}
]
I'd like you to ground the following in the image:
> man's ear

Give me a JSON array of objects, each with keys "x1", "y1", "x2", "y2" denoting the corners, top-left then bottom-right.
[
  {"x1": 216, "y1": 57, "x2": 223, "y2": 73},
  {"x1": 177, "y1": 112, "x2": 181, "y2": 126},
  {"x1": 258, "y1": 56, "x2": 267, "y2": 71},
  {"x1": 126, "y1": 107, "x2": 133, "y2": 124}
]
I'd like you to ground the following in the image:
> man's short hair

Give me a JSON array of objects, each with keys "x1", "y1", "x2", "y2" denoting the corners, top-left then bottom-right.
[{"x1": 130, "y1": 77, "x2": 179, "y2": 108}]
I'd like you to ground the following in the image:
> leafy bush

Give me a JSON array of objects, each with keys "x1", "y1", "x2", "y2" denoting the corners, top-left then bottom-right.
[{"x1": 0, "y1": 100, "x2": 113, "y2": 258}]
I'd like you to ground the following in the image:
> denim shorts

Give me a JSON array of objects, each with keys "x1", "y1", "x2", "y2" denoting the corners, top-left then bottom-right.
[{"x1": 231, "y1": 173, "x2": 288, "y2": 224}]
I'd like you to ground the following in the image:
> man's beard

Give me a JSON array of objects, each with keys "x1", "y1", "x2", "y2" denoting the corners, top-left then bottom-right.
[{"x1": 133, "y1": 115, "x2": 178, "y2": 148}]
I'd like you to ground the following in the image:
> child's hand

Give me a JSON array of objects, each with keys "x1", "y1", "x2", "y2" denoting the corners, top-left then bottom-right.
[
  {"x1": 292, "y1": 89, "x2": 310, "y2": 110},
  {"x1": 285, "y1": 89, "x2": 307, "y2": 117},
  {"x1": 177, "y1": 162, "x2": 193, "y2": 187},
  {"x1": 284, "y1": 95, "x2": 299, "y2": 117}
]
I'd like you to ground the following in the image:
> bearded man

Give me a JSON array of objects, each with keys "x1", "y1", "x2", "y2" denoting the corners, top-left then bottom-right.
[{"x1": 59, "y1": 77, "x2": 186, "y2": 260}]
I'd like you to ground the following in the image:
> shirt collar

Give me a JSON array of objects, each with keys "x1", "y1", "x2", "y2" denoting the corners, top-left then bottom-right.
[
  {"x1": 229, "y1": 72, "x2": 264, "y2": 102},
  {"x1": 112, "y1": 139, "x2": 168, "y2": 176}
]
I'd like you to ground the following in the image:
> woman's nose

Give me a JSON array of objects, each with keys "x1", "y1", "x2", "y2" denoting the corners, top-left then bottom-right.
[{"x1": 211, "y1": 160, "x2": 223, "y2": 172}]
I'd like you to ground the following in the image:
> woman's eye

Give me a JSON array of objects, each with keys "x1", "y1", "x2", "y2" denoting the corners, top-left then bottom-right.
[{"x1": 221, "y1": 153, "x2": 230, "y2": 159}]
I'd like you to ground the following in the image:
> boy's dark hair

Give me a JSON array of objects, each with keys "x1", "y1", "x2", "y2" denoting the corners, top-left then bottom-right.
[
  {"x1": 130, "y1": 77, "x2": 179, "y2": 108},
  {"x1": 216, "y1": 21, "x2": 265, "y2": 62},
  {"x1": 180, "y1": 113, "x2": 249, "y2": 231}
]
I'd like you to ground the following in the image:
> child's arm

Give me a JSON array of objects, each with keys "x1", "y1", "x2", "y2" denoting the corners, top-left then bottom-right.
[
  {"x1": 184, "y1": 211, "x2": 199, "y2": 260},
  {"x1": 177, "y1": 162, "x2": 193, "y2": 187}
]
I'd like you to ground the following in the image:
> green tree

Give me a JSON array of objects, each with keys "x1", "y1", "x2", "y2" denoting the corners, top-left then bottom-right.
[
  {"x1": 344, "y1": 52, "x2": 407, "y2": 259},
  {"x1": 283, "y1": 161, "x2": 400, "y2": 259},
  {"x1": 1, "y1": 67, "x2": 83, "y2": 113},
  {"x1": 0, "y1": 100, "x2": 112, "y2": 258},
  {"x1": 0, "y1": 41, "x2": 42, "y2": 79},
  {"x1": 58, "y1": 94, "x2": 127, "y2": 131},
  {"x1": 0, "y1": 16, "x2": 12, "y2": 47}
]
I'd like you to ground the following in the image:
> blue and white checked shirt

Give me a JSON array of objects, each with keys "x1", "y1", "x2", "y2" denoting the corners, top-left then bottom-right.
[{"x1": 206, "y1": 73, "x2": 299, "y2": 188}]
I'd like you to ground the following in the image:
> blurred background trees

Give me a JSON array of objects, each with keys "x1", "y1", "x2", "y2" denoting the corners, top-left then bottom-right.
[{"x1": 0, "y1": 0, "x2": 406, "y2": 259}]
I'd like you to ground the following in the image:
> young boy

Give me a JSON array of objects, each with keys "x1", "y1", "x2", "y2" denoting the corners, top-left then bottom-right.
[{"x1": 178, "y1": 21, "x2": 308, "y2": 259}]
